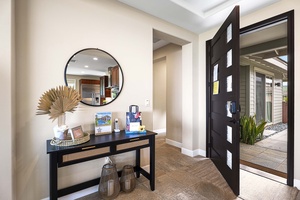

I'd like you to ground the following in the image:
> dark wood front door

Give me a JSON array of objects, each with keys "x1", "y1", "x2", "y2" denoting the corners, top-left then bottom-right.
[{"x1": 206, "y1": 6, "x2": 240, "y2": 196}]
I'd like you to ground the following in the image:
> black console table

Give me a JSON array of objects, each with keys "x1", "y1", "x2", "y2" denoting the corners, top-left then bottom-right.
[{"x1": 46, "y1": 130, "x2": 157, "y2": 200}]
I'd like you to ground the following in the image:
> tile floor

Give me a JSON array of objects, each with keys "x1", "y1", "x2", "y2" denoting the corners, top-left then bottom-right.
[{"x1": 77, "y1": 132, "x2": 300, "y2": 200}]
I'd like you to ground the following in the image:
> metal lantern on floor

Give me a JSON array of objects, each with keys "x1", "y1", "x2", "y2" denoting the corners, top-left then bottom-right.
[
  {"x1": 98, "y1": 163, "x2": 120, "y2": 199},
  {"x1": 120, "y1": 165, "x2": 136, "y2": 193}
]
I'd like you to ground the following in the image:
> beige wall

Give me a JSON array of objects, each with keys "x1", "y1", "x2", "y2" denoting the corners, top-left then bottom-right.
[
  {"x1": 153, "y1": 57, "x2": 167, "y2": 132},
  {"x1": 0, "y1": 0, "x2": 15, "y2": 200},
  {"x1": 4, "y1": 0, "x2": 198, "y2": 199},
  {"x1": 198, "y1": 0, "x2": 300, "y2": 188},
  {"x1": 153, "y1": 44, "x2": 182, "y2": 144}
]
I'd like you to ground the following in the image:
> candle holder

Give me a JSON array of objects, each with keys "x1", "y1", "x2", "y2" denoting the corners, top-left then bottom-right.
[
  {"x1": 120, "y1": 165, "x2": 136, "y2": 193},
  {"x1": 98, "y1": 163, "x2": 120, "y2": 200}
]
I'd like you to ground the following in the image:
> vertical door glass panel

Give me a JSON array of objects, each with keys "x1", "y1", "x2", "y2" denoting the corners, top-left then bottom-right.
[
  {"x1": 213, "y1": 64, "x2": 219, "y2": 81},
  {"x1": 227, "y1": 75, "x2": 232, "y2": 92},
  {"x1": 227, "y1": 24, "x2": 232, "y2": 43},
  {"x1": 227, "y1": 49, "x2": 232, "y2": 68},
  {"x1": 227, "y1": 150, "x2": 232, "y2": 169},
  {"x1": 227, "y1": 126, "x2": 232, "y2": 143},
  {"x1": 227, "y1": 101, "x2": 232, "y2": 117},
  {"x1": 256, "y1": 73, "x2": 265, "y2": 123}
]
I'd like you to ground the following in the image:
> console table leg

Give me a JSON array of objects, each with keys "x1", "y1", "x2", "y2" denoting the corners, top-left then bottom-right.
[
  {"x1": 136, "y1": 149, "x2": 141, "y2": 178},
  {"x1": 49, "y1": 153, "x2": 58, "y2": 200},
  {"x1": 150, "y1": 135, "x2": 155, "y2": 191}
]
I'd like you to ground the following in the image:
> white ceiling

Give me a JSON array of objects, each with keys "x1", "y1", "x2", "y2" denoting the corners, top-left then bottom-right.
[
  {"x1": 67, "y1": 49, "x2": 118, "y2": 76},
  {"x1": 118, "y1": 0, "x2": 281, "y2": 34},
  {"x1": 117, "y1": 0, "x2": 287, "y2": 76}
]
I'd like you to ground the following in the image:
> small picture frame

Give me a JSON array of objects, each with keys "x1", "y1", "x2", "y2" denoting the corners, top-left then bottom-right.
[
  {"x1": 95, "y1": 112, "x2": 112, "y2": 135},
  {"x1": 70, "y1": 125, "x2": 84, "y2": 139}
]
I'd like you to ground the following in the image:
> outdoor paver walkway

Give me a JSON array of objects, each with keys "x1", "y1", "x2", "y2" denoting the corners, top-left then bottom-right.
[{"x1": 240, "y1": 129, "x2": 287, "y2": 173}]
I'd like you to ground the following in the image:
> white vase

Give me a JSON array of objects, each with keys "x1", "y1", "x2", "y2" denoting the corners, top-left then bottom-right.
[
  {"x1": 53, "y1": 113, "x2": 69, "y2": 139},
  {"x1": 57, "y1": 113, "x2": 66, "y2": 127}
]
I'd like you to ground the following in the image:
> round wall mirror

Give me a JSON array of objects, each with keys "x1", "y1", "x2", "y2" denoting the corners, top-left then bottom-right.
[{"x1": 64, "y1": 48, "x2": 124, "y2": 106}]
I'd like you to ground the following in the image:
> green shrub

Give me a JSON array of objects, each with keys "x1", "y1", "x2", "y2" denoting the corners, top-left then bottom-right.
[{"x1": 240, "y1": 115, "x2": 267, "y2": 145}]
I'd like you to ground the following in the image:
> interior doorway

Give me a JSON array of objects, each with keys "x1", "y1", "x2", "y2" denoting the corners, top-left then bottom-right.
[
  {"x1": 152, "y1": 29, "x2": 191, "y2": 148},
  {"x1": 239, "y1": 11, "x2": 294, "y2": 186}
]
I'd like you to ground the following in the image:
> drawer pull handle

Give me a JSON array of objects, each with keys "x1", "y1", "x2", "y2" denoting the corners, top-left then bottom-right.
[
  {"x1": 82, "y1": 146, "x2": 96, "y2": 150},
  {"x1": 130, "y1": 138, "x2": 140, "y2": 142}
]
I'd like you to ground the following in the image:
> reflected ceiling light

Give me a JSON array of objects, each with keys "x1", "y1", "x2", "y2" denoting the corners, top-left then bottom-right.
[
  {"x1": 84, "y1": 65, "x2": 89, "y2": 68},
  {"x1": 93, "y1": 57, "x2": 98, "y2": 60}
]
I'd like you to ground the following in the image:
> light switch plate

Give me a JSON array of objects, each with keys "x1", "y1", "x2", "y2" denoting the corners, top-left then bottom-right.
[{"x1": 145, "y1": 99, "x2": 150, "y2": 107}]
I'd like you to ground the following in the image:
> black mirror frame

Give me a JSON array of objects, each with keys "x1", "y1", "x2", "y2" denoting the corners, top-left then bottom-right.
[{"x1": 64, "y1": 48, "x2": 124, "y2": 106}]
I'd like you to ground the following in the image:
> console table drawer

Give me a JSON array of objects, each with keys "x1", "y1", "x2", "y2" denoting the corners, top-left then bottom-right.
[
  {"x1": 117, "y1": 139, "x2": 149, "y2": 151},
  {"x1": 63, "y1": 147, "x2": 110, "y2": 162}
]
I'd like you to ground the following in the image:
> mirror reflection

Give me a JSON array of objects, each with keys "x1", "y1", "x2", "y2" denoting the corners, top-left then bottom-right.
[{"x1": 64, "y1": 48, "x2": 123, "y2": 106}]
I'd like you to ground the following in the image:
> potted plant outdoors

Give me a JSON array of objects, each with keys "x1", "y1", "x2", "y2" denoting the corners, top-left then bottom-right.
[
  {"x1": 240, "y1": 114, "x2": 267, "y2": 145},
  {"x1": 36, "y1": 85, "x2": 82, "y2": 139}
]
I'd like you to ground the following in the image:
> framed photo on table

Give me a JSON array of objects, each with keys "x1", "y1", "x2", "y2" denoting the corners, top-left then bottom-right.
[
  {"x1": 95, "y1": 112, "x2": 112, "y2": 135},
  {"x1": 70, "y1": 125, "x2": 84, "y2": 140}
]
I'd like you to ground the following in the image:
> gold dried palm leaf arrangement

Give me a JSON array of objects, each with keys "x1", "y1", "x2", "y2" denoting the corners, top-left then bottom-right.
[{"x1": 37, "y1": 86, "x2": 82, "y2": 121}]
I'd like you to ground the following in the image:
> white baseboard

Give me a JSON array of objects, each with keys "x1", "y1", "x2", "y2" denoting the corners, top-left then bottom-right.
[
  {"x1": 294, "y1": 178, "x2": 300, "y2": 190},
  {"x1": 181, "y1": 147, "x2": 194, "y2": 157},
  {"x1": 165, "y1": 138, "x2": 182, "y2": 148},
  {"x1": 195, "y1": 149, "x2": 206, "y2": 157},
  {"x1": 181, "y1": 148, "x2": 206, "y2": 157},
  {"x1": 165, "y1": 138, "x2": 206, "y2": 158},
  {"x1": 153, "y1": 128, "x2": 166, "y2": 134},
  {"x1": 59, "y1": 186, "x2": 98, "y2": 200},
  {"x1": 41, "y1": 186, "x2": 98, "y2": 200}
]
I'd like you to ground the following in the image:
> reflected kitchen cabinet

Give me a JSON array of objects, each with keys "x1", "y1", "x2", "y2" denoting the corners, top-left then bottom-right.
[
  {"x1": 79, "y1": 79, "x2": 101, "y2": 105},
  {"x1": 79, "y1": 79, "x2": 101, "y2": 98},
  {"x1": 109, "y1": 66, "x2": 119, "y2": 87},
  {"x1": 79, "y1": 76, "x2": 109, "y2": 105}
]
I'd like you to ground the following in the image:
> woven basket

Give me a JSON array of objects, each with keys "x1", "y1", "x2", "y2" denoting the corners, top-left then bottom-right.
[{"x1": 50, "y1": 132, "x2": 90, "y2": 146}]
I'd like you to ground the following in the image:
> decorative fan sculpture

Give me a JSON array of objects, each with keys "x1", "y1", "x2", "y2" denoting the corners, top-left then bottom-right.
[
  {"x1": 37, "y1": 86, "x2": 82, "y2": 120},
  {"x1": 37, "y1": 86, "x2": 82, "y2": 140}
]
